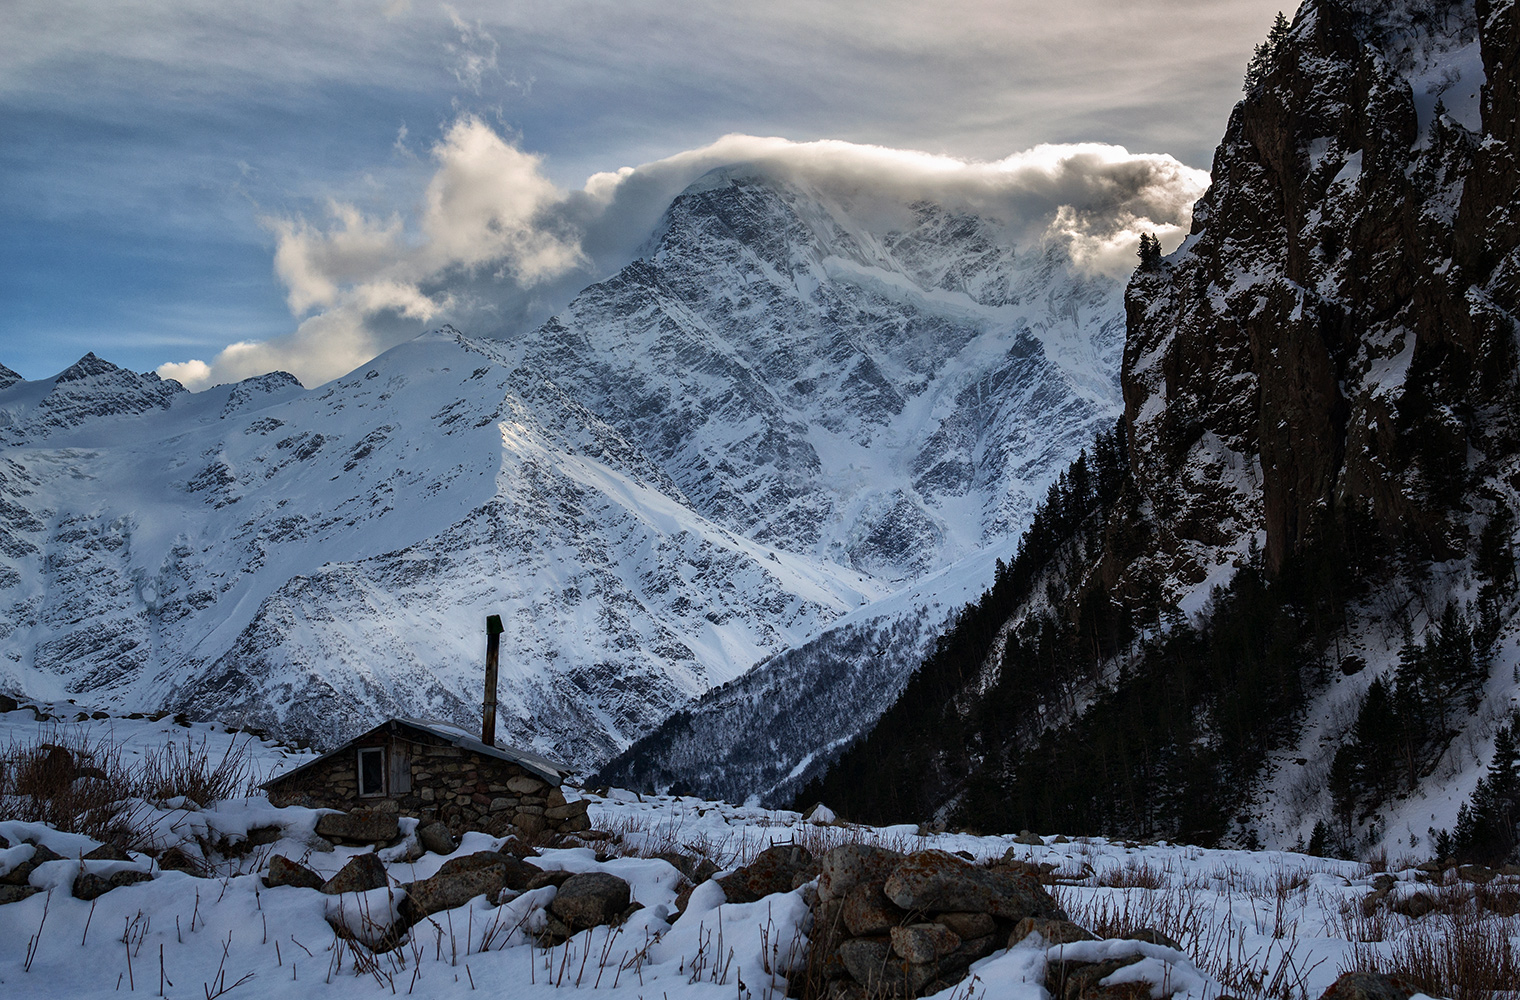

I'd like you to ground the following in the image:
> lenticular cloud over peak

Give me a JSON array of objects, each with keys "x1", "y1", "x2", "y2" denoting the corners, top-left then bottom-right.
[{"x1": 157, "y1": 120, "x2": 1208, "y2": 391}]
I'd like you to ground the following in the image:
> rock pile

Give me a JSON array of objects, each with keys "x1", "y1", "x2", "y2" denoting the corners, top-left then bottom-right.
[{"x1": 812, "y1": 846, "x2": 1067, "y2": 999}]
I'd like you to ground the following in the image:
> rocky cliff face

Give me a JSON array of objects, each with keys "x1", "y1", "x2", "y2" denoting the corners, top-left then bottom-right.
[
  {"x1": 1121, "y1": 0, "x2": 1517, "y2": 597},
  {"x1": 799, "y1": 0, "x2": 1520, "y2": 853}
]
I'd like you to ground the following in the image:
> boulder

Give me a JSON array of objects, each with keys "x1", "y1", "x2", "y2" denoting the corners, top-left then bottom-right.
[
  {"x1": 884, "y1": 850, "x2": 1061, "y2": 920},
  {"x1": 549, "y1": 872, "x2": 632, "y2": 930},
  {"x1": 1046, "y1": 956, "x2": 1145, "y2": 1000},
  {"x1": 315, "y1": 810, "x2": 400, "y2": 844},
  {"x1": 527, "y1": 869, "x2": 576, "y2": 891},
  {"x1": 1316, "y1": 972, "x2": 1418, "y2": 1000},
  {"x1": 439, "y1": 850, "x2": 542, "y2": 890},
  {"x1": 157, "y1": 846, "x2": 204, "y2": 876},
  {"x1": 402, "y1": 866, "x2": 508, "y2": 922},
  {"x1": 82, "y1": 844, "x2": 132, "y2": 862},
  {"x1": 935, "y1": 911, "x2": 996, "y2": 939},
  {"x1": 718, "y1": 844, "x2": 816, "y2": 903},
  {"x1": 320, "y1": 854, "x2": 389, "y2": 895},
  {"x1": 72, "y1": 872, "x2": 114, "y2": 901},
  {"x1": 109, "y1": 870, "x2": 153, "y2": 890},
  {"x1": 841, "y1": 880, "x2": 908, "y2": 936},
  {"x1": 417, "y1": 822, "x2": 457, "y2": 856},
  {"x1": 266, "y1": 855, "x2": 325, "y2": 890},
  {"x1": 0, "y1": 885, "x2": 42, "y2": 905},
  {"x1": 1125, "y1": 928, "x2": 1184, "y2": 951},
  {"x1": 890, "y1": 923, "x2": 961, "y2": 963},
  {"x1": 818, "y1": 844, "x2": 904, "y2": 904},
  {"x1": 1009, "y1": 917, "x2": 1097, "y2": 947}
]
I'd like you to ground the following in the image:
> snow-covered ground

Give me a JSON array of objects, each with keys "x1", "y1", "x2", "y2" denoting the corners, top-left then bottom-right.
[{"x1": 0, "y1": 709, "x2": 1510, "y2": 999}]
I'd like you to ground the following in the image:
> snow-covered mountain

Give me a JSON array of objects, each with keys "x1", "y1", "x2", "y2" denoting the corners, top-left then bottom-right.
[
  {"x1": 0, "y1": 167, "x2": 1127, "y2": 767},
  {"x1": 493, "y1": 167, "x2": 1125, "y2": 576}
]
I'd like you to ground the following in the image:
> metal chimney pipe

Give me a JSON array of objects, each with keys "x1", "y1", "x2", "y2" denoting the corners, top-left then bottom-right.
[{"x1": 483, "y1": 614, "x2": 503, "y2": 746}]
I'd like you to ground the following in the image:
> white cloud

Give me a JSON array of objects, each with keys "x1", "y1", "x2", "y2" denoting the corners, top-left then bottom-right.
[
  {"x1": 159, "y1": 122, "x2": 1207, "y2": 391},
  {"x1": 418, "y1": 117, "x2": 584, "y2": 281}
]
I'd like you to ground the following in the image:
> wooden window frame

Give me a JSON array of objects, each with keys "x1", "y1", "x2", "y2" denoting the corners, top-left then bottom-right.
[{"x1": 357, "y1": 746, "x2": 386, "y2": 797}]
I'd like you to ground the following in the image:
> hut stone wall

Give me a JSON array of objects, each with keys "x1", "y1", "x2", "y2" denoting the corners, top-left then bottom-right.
[{"x1": 265, "y1": 724, "x2": 589, "y2": 838}]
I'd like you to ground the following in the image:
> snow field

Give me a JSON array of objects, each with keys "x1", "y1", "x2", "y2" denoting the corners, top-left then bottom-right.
[{"x1": 0, "y1": 710, "x2": 1511, "y2": 999}]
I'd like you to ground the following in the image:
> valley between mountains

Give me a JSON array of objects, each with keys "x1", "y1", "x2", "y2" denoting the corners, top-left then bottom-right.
[{"x1": 4, "y1": 0, "x2": 1519, "y2": 870}]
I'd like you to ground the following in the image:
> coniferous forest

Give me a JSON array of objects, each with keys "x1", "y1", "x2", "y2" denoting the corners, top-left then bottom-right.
[{"x1": 799, "y1": 416, "x2": 1515, "y2": 856}]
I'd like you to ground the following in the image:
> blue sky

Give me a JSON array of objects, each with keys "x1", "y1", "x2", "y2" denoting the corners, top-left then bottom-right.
[{"x1": 1, "y1": 1, "x2": 1289, "y2": 386}]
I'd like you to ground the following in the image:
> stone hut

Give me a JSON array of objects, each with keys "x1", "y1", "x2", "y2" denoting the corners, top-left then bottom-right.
[{"x1": 262, "y1": 718, "x2": 590, "y2": 837}]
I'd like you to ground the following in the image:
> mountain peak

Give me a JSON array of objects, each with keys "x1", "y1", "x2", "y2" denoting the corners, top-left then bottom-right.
[
  {"x1": 0, "y1": 362, "x2": 22, "y2": 391},
  {"x1": 54, "y1": 352, "x2": 122, "y2": 383}
]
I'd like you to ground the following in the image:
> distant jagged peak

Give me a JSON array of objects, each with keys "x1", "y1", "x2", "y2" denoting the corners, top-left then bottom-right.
[
  {"x1": 678, "y1": 161, "x2": 802, "y2": 196},
  {"x1": 643, "y1": 161, "x2": 1031, "y2": 311},
  {"x1": 421, "y1": 323, "x2": 467, "y2": 342},
  {"x1": 0, "y1": 362, "x2": 21, "y2": 391},
  {"x1": 54, "y1": 352, "x2": 123, "y2": 383},
  {"x1": 217, "y1": 370, "x2": 304, "y2": 419},
  {"x1": 243, "y1": 370, "x2": 302, "y2": 391}
]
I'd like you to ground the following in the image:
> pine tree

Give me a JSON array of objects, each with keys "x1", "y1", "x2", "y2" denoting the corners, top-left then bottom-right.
[
  {"x1": 1477, "y1": 499, "x2": 1516, "y2": 597},
  {"x1": 1453, "y1": 714, "x2": 1520, "y2": 864},
  {"x1": 1243, "y1": 12, "x2": 1291, "y2": 91},
  {"x1": 1353, "y1": 676, "x2": 1401, "y2": 797}
]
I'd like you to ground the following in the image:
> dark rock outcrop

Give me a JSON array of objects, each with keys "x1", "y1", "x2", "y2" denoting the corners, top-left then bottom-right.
[
  {"x1": 1316, "y1": 971, "x2": 1418, "y2": 1000},
  {"x1": 717, "y1": 843, "x2": 817, "y2": 903},
  {"x1": 320, "y1": 854, "x2": 389, "y2": 895},
  {"x1": 265, "y1": 855, "x2": 325, "y2": 890},
  {"x1": 882, "y1": 850, "x2": 1061, "y2": 921},
  {"x1": 1121, "y1": 0, "x2": 1519, "y2": 590}
]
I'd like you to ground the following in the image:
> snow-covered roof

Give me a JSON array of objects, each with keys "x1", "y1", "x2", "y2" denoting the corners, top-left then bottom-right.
[{"x1": 262, "y1": 717, "x2": 572, "y2": 788}]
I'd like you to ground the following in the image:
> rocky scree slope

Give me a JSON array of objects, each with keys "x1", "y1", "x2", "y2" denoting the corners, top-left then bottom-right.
[
  {"x1": 0, "y1": 169, "x2": 1127, "y2": 769},
  {"x1": 801, "y1": 0, "x2": 1520, "y2": 856}
]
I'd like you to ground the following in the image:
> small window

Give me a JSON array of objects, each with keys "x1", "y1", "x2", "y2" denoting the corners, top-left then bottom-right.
[{"x1": 357, "y1": 747, "x2": 385, "y2": 797}]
